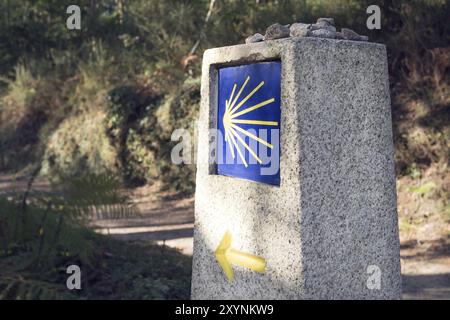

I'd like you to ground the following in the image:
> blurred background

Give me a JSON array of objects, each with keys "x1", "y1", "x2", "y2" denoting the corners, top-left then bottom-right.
[{"x1": 0, "y1": 0, "x2": 448, "y2": 299}]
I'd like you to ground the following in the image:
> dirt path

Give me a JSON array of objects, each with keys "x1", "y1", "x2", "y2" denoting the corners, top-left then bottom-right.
[
  {"x1": 401, "y1": 238, "x2": 450, "y2": 299},
  {"x1": 93, "y1": 184, "x2": 195, "y2": 255},
  {"x1": 1, "y1": 172, "x2": 449, "y2": 299}
]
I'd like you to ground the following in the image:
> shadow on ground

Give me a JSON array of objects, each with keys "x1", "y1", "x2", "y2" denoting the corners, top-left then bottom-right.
[{"x1": 402, "y1": 273, "x2": 450, "y2": 299}]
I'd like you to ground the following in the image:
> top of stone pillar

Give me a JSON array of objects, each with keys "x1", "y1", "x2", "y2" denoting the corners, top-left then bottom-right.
[{"x1": 203, "y1": 36, "x2": 386, "y2": 68}]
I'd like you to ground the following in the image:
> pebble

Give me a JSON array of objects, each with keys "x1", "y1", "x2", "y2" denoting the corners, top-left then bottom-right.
[
  {"x1": 264, "y1": 23, "x2": 290, "y2": 40},
  {"x1": 316, "y1": 17, "x2": 335, "y2": 26},
  {"x1": 310, "y1": 17, "x2": 336, "y2": 32},
  {"x1": 310, "y1": 23, "x2": 336, "y2": 32},
  {"x1": 244, "y1": 18, "x2": 370, "y2": 43},
  {"x1": 341, "y1": 28, "x2": 369, "y2": 41},
  {"x1": 310, "y1": 29, "x2": 337, "y2": 39},
  {"x1": 245, "y1": 33, "x2": 264, "y2": 44},
  {"x1": 335, "y1": 32, "x2": 345, "y2": 40}
]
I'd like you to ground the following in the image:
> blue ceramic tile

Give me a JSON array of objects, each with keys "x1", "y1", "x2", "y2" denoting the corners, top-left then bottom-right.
[{"x1": 217, "y1": 61, "x2": 281, "y2": 185}]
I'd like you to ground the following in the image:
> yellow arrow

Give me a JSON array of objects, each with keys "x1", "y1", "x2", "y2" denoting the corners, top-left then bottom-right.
[{"x1": 215, "y1": 231, "x2": 266, "y2": 282}]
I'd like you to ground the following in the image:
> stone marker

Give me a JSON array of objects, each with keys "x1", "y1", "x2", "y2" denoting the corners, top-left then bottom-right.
[{"x1": 192, "y1": 37, "x2": 401, "y2": 299}]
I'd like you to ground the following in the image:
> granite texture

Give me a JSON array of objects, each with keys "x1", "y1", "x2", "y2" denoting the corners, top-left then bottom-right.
[{"x1": 191, "y1": 37, "x2": 401, "y2": 299}]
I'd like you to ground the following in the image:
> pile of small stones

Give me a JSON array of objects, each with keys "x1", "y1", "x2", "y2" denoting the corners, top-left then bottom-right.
[{"x1": 245, "y1": 18, "x2": 368, "y2": 44}]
